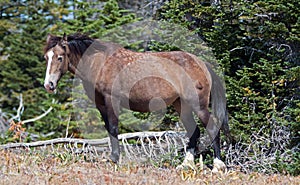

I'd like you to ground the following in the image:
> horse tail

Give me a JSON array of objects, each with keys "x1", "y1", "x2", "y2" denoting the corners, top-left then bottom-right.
[{"x1": 205, "y1": 62, "x2": 233, "y2": 144}]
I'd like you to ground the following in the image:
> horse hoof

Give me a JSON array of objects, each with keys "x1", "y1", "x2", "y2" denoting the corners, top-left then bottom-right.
[
  {"x1": 176, "y1": 162, "x2": 196, "y2": 171},
  {"x1": 109, "y1": 154, "x2": 119, "y2": 163},
  {"x1": 212, "y1": 158, "x2": 226, "y2": 173},
  {"x1": 176, "y1": 152, "x2": 196, "y2": 171},
  {"x1": 176, "y1": 164, "x2": 184, "y2": 170}
]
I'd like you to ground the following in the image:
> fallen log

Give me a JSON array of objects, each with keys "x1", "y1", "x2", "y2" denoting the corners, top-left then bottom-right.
[{"x1": 0, "y1": 131, "x2": 186, "y2": 150}]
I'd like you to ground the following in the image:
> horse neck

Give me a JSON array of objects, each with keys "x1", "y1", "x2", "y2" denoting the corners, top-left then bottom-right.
[
  {"x1": 68, "y1": 53, "x2": 86, "y2": 80},
  {"x1": 67, "y1": 40, "x2": 121, "y2": 81},
  {"x1": 66, "y1": 38, "x2": 93, "y2": 76}
]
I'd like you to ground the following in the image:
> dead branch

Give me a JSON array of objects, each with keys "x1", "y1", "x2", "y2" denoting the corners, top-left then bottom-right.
[
  {"x1": 225, "y1": 122, "x2": 295, "y2": 174},
  {"x1": 3, "y1": 95, "x2": 54, "y2": 141},
  {"x1": 0, "y1": 131, "x2": 184, "y2": 150},
  {"x1": 8, "y1": 94, "x2": 24, "y2": 123},
  {"x1": 7, "y1": 94, "x2": 53, "y2": 125},
  {"x1": 22, "y1": 106, "x2": 53, "y2": 124}
]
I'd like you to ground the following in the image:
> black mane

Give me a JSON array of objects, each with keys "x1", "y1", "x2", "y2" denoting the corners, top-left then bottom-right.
[
  {"x1": 67, "y1": 33, "x2": 94, "y2": 57},
  {"x1": 44, "y1": 33, "x2": 94, "y2": 56}
]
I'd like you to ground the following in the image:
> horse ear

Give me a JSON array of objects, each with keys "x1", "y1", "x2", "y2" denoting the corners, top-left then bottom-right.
[
  {"x1": 63, "y1": 33, "x2": 67, "y2": 42},
  {"x1": 46, "y1": 34, "x2": 53, "y2": 44},
  {"x1": 61, "y1": 33, "x2": 69, "y2": 53},
  {"x1": 61, "y1": 33, "x2": 68, "y2": 49}
]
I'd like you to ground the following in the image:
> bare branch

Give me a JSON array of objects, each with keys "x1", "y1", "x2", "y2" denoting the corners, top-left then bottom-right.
[
  {"x1": 8, "y1": 94, "x2": 24, "y2": 122},
  {"x1": 230, "y1": 47, "x2": 245, "y2": 52},
  {"x1": 225, "y1": 122, "x2": 295, "y2": 174},
  {"x1": 6, "y1": 94, "x2": 53, "y2": 125},
  {"x1": 0, "y1": 131, "x2": 184, "y2": 150},
  {"x1": 22, "y1": 106, "x2": 53, "y2": 124}
]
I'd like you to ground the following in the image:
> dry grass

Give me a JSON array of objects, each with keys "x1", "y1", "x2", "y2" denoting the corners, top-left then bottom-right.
[{"x1": 0, "y1": 150, "x2": 299, "y2": 185}]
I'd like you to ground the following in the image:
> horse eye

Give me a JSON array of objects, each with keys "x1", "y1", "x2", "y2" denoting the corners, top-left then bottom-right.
[{"x1": 58, "y1": 56, "x2": 63, "y2": 62}]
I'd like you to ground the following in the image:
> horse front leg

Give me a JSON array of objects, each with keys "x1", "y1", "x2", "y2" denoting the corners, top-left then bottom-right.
[{"x1": 97, "y1": 97, "x2": 120, "y2": 163}]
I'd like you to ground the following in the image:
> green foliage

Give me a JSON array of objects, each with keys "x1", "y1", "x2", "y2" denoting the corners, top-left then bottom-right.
[
  {"x1": 0, "y1": 0, "x2": 139, "y2": 141},
  {"x1": 53, "y1": 0, "x2": 137, "y2": 37},
  {"x1": 150, "y1": 146, "x2": 182, "y2": 168},
  {"x1": 0, "y1": 1, "x2": 70, "y2": 140},
  {"x1": 274, "y1": 150, "x2": 300, "y2": 176},
  {"x1": 159, "y1": 0, "x2": 299, "y2": 175}
]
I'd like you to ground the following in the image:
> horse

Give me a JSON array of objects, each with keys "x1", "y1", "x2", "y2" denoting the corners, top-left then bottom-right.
[{"x1": 43, "y1": 33, "x2": 231, "y2": 172}]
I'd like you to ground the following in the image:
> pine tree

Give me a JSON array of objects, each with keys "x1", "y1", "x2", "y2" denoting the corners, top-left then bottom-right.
[
  {"x1": 0, "y1": 0, "x2": 141, "y2": 140},
  {"x1": 156, "y1": 0, "x2": 299, "y2": 174},
  {"x1": 0, "y1": 1, "x2": 71, "y2": 140}
]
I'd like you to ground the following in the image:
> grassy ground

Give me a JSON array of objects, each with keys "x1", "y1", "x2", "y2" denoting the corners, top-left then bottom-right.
[{"x1": 0, "y1": 150, "x2": 299, "y2": 185}]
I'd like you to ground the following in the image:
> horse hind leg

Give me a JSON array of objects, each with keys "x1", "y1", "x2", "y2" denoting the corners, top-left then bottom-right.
[
  {"x1": 173, "y1": 99, "x2": 202, "y2": 170},
  {"x1": 196, "y1": 107, "x2": 226, "y2": 173}
]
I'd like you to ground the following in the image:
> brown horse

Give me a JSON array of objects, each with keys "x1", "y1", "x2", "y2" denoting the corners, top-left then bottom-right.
[{"x1": 43, "y1": 33, "x2": 231, "y2": 172}]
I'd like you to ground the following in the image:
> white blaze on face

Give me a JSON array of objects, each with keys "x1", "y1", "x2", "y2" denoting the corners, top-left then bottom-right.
[{"x1": 44, "y1": 50, "x2": 54, "y2": 85}]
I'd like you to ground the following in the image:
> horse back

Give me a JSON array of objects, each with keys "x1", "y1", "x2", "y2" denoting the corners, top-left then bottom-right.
[{"x1": 93, "y1": 48, "x2": 212, "y2": 109}]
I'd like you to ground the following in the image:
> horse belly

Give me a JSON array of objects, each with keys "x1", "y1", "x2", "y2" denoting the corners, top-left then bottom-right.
[{"x1": 121, "y1": 77, "x2": 178, "y2": 112}]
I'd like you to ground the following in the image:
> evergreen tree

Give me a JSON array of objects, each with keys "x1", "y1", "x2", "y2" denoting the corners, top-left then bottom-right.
[
  {"x1": 0, "y1": 0, "x2": 139, "y2": 140},
  {"x1": 156, "y1": 0, "x2": 299, "y2": 174},
  {"x1": 0, "y1": 1, "x2": 70, "y2": 140}
]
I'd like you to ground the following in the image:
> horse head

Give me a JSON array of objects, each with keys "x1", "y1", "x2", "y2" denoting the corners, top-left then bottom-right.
[{"x1": 43, "y1": 33, "x2": 69, "y2": 93}]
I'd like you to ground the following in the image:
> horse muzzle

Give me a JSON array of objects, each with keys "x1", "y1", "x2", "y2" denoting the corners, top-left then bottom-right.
[{"x1": 44, "y1": 81, "x2": 57, "y2": 93}]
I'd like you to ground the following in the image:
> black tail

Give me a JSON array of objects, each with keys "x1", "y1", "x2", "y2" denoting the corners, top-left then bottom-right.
[{"x1": 205, "y1": 63, "x2": 233, "y2": 144}]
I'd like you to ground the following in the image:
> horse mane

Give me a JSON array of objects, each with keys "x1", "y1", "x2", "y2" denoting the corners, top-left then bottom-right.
[
  {"x1": 67, "y1": 33, "x2": 94, "y2": 57},
  {"x1": 44, "y1": 33, "x2": 122, "y2": 65},
  {"x1": 44, "y1": 33, "x2": 94, "y2": 56}
]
